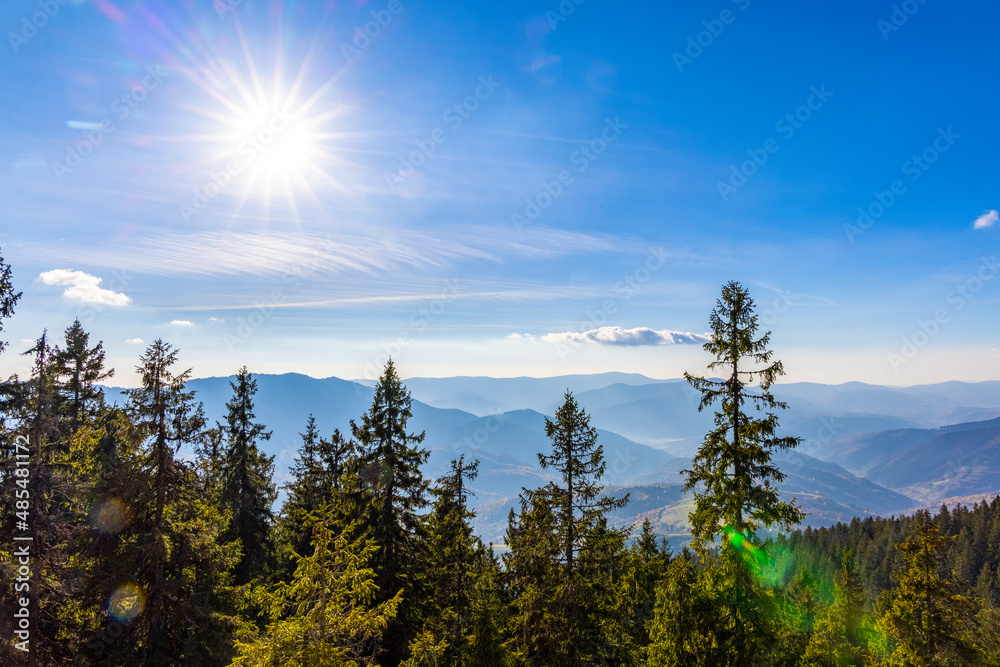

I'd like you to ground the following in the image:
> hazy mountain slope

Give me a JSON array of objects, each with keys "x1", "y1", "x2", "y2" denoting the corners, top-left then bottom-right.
[
  {"x1": 106, "y1": 372, "x2": 998, "y2": 540},
  {"x1": 113, "y1": 374, "x2": 674, "y2": 498},
  {"x1": 391, "y1": 372, "x2": 665, "y2": 416},
  {"x1": 828, "y1": 417, "x2": 1000, "y2": 502}
]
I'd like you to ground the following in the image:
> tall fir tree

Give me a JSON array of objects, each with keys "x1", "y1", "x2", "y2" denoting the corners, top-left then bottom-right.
[
  {"x1": 275, "y1": 417, "x2": 359, "y2": 583},
  {"x1": 504, "y1": 495, "x2": 562, "y2": 666},
  {"x1": 0, "y1": 248, "x2": 21, "y2": 355},
  {"x1": 802, "y1": 550, "x2": 870, "y2": 667},
  {"x1": 350, "y1": 359, "x2": 430, "y2": 664},
  {"x1": 467, "y1": 544, "x2": 513, "y2": 666},
  {"x1": 683, "y1": 280, "x2": 804, "y2": 547},
  {"x1": 126, "y1": 339, "x2": 239, "y2": 665},
  {"x1": 219, "y1": 367, "x2": 277, "y2": 586},
  {"x1": 647, "y1": 548, "x2": 728, "y2": 667},
  {"x1": 0, "y1": 333, "x2": 76, "y2": 665},
  {"x1": 52, "y1": 318, "x2": 114, "y2": 435},
  {"x1": 878, "y1": 516, "x2": 979, "y2": 666},
  {"x1": 424, "y1": 455, "x2": 481, "y2": 665},
  {"x1": 231, "y1": 508, "x2": 401, "y2": 667},
  {"x1": 507, "y1": 392, "x2": 633, "y2": 665}
]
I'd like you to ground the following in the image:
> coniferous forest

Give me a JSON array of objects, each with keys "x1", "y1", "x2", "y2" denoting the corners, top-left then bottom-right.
[{"x1": 4, "y1": 257, "x2": 1000, "y2": 666}]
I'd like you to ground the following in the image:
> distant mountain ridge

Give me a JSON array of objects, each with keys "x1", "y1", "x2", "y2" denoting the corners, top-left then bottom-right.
[
  {"x1": 812, "y1": 416, "x2": 1000, "y2": 502},
  {"x1": 104, "y1": 372, "x2": 1000, "y2": 539}
]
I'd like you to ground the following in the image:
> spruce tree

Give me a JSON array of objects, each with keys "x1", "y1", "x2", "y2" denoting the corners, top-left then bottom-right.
[
  {"x1": 467, "y1": 544, "x2": 513, "y2": 666},
  {"x1": 0, "y1": 333, "x2": 77, "y2": 664},
  {"x1": 0, "y1": 248, "x2": 21, "y2": 355},
  {"x1": 126, "y1": 339, "x2": 238, "y2": 665},
  {"x1": 683, "y1": 280, "x2": 804, "y2": 547},
  {"x1": 52, "y1": 318, "x2": 114, "y2": 435},
  {"x1": 507, "y1": 392, "x2": 632, "y2": 665},
  {"x1": 626, "y1": 519, "x2": 672, "y2": 647},
  {"x1": 350, "y1": 359, "x2": 430, "y2": 664},
  {"x1": 219, "y1": 367, "x2": 277, "y2": 586},
  {"x1": 503, "y1": 495, "x2": 562, "y2": 666},
  {"x1": 647, "y1": 548, "x2": 726, "y2": 666},
  {"x1": 879, "y1": 516, "x2": 979, "y2": 666},
  {"x1": 424, "y1": 455, "x2": 481, "y2": 665},
  {"x1": 230, "y1": 508, "x2": 401, "y2": 666},
  {"x1": 802, "y1": 551, "x2": 869, "y2": 666}
]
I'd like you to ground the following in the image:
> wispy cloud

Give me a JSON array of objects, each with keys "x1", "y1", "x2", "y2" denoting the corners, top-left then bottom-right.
[
  {"x1": 125, "y1": 337, "x2": 144, "y2": 344},
  {"x1": 37, "y1": 269, "x2": 131, "y2": 306},
  {"x1": 538, "y1": 326, "x2": 712, "y2": 346},
  {"x1": 973, "y1": 210, "x2": 998, "y2": 229},
  {"x1": 40, "y1": 227, "x2": 632, "y2": 277},
  {"x1": 169, "y1": 320, "x2": 195, "y2": 327}
]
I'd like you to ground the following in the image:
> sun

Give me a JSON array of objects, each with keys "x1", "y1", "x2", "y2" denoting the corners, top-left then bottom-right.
[{"x1": 171, "y1": 11, "x2": 355, "y2": 226}]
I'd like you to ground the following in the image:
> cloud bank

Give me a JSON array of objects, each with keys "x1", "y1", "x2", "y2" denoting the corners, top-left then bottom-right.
[
  {"x1": 529, "y1": 326, "x2": 712, "y2": 347},
  {"x1": 37, "y1": 269, "x2": 131, "y2": 306}
]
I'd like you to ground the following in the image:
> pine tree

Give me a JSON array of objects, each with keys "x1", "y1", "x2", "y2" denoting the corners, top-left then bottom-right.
[
  {"x1": 507, "y1": 392, "x2": 633, "y2": 665},
  {"x1": 350, "y1": 359, "x2": 430, "y2": 663},
  {"x1": 126, "y1": 339, "x2": 240, "y2": 665},
  {"x1": 219, "y1": 367, "x2": 277, "y2": 586},
  {"x1": 0, "y1": 248, "x2": 21, "y2": 355},
  {"x1": 467, "y1": 544, "x2": 512, "y2": 666},
  {"x1": 230, "y1": 508, "x2": 401, "y2": 667},
  {"x1": 503, "y1": 495, "x2": 562, "y2": 666},
  {"x1": 626, "y1": 519, "x2": 672, "y2": 647},
  {"x1": 52, "y1": 318, "x2": 114, "y2": 435},
  {"x1": 0, "y1": 333, "x2": 76, "y2": 665},
  {"x1": 802, "y1": 551, "x2": 869, "y2": 666},
  {"x1": 646, "y1": 548, "x2": 727, "y2": 666},
  {"x1": 69, "y1": 405, "x2": 147, "y2": 666},
  {"x1": 683, "y1": 280, "x2": 804, "y2": 547},
  {"x1": 879, "y1": 516, "x2": 979, "y2": 666},
  {"x1": 424, "y1": 455, "x2": 480, "y2": 665},
  {"x1": 275, "y1": 416, "x2": 359, "y2": 584},
  {"x1": 195, "y1": 421, "x2": 226, "y2": 501}
]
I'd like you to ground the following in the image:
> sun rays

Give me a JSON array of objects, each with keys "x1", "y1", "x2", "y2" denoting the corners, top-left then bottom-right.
[{"x1": 148, "y1": 3, "x2": 360, "y2": 229}]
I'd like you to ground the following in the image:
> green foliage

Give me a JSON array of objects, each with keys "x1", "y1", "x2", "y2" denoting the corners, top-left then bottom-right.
[
  {"x1": 52, "y1": 318, "x2": 113, "y2": 434},
  {"x1": 219, "y1": 367, "x2": 277, "y2": 586},
  {"x1": 230, "y1": 508, "x2": 401, "y2": 666},
  {"x1": 0, "y1": 247, "x2": 21, "y2": 355},
  {"x1": 683, "y1": 280, "x2": 804, "y2": 548},
  {"x1": 6, "y1": 254, "x2": 1000, "y2": 665},
  {"x1": 505, "y1": 392, "x2": 637, "y2": 665},
  {"x1": 422, "y1": 455, "x2": 480, "y2": 665},
  {"x1": 647, "y1": 549, "x2": 728, "y2": 666},
  {"x1": 124, "y1": 339, "x2": 244, "y2": 665},
  {"x1": 276, "y1": 415, "x2": 359, "y2": 580},
  {"x1": 801, "y1": 552, "x2": 870, "y2": 667},
  {"x1": 350, "y1": 359, "x2": 430, "y2": 664},
  {"x1": 878, "y1": 516, "x2": 979, "y2": 666}
]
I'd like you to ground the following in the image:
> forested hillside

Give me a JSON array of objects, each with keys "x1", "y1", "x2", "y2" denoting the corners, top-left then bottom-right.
[{"x1": 2, "y1": 256, "x2": 1000, "y2": 666}]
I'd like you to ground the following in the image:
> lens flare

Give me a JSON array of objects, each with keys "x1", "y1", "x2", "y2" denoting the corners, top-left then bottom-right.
[
  {"x1": 89, "y1": 497, "x2": 133, "y2": 534},
  {"x1": 108, "y1": 584, "x2": 146, "y2": 622}
]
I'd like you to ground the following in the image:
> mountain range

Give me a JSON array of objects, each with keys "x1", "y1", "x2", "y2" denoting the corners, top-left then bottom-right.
[{"x1": 108, "y1": 372, "x2": 1000, "y2": 543}]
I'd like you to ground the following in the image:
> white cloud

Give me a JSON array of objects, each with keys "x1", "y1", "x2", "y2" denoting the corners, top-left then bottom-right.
[
  {"x1": 541, "y1": 326, "x2": 711, "y2": 347},
  {"x1": 973, "y1": 210, "x2": 999, "y2": 229},
  {"x1": 507, "y1": 332, "x2": 537, "y2": 341},
  {"x1": 125, "y1": 337, "x2": 144, "y2": 344},
  {"x1": 169, "y1": 320, "x2": 195, "y2": 327},
  {"x1": 37, "y1": 269, "x2": 131, "y2": 306},
  {"x1": 208, "y1": 316, "x2": 223, "y2": 323}
]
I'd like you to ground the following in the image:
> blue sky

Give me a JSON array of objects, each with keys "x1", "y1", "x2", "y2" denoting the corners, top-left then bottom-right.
[{"x1": 0, "y1": 0, "x2": 997, "y2": 386}]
